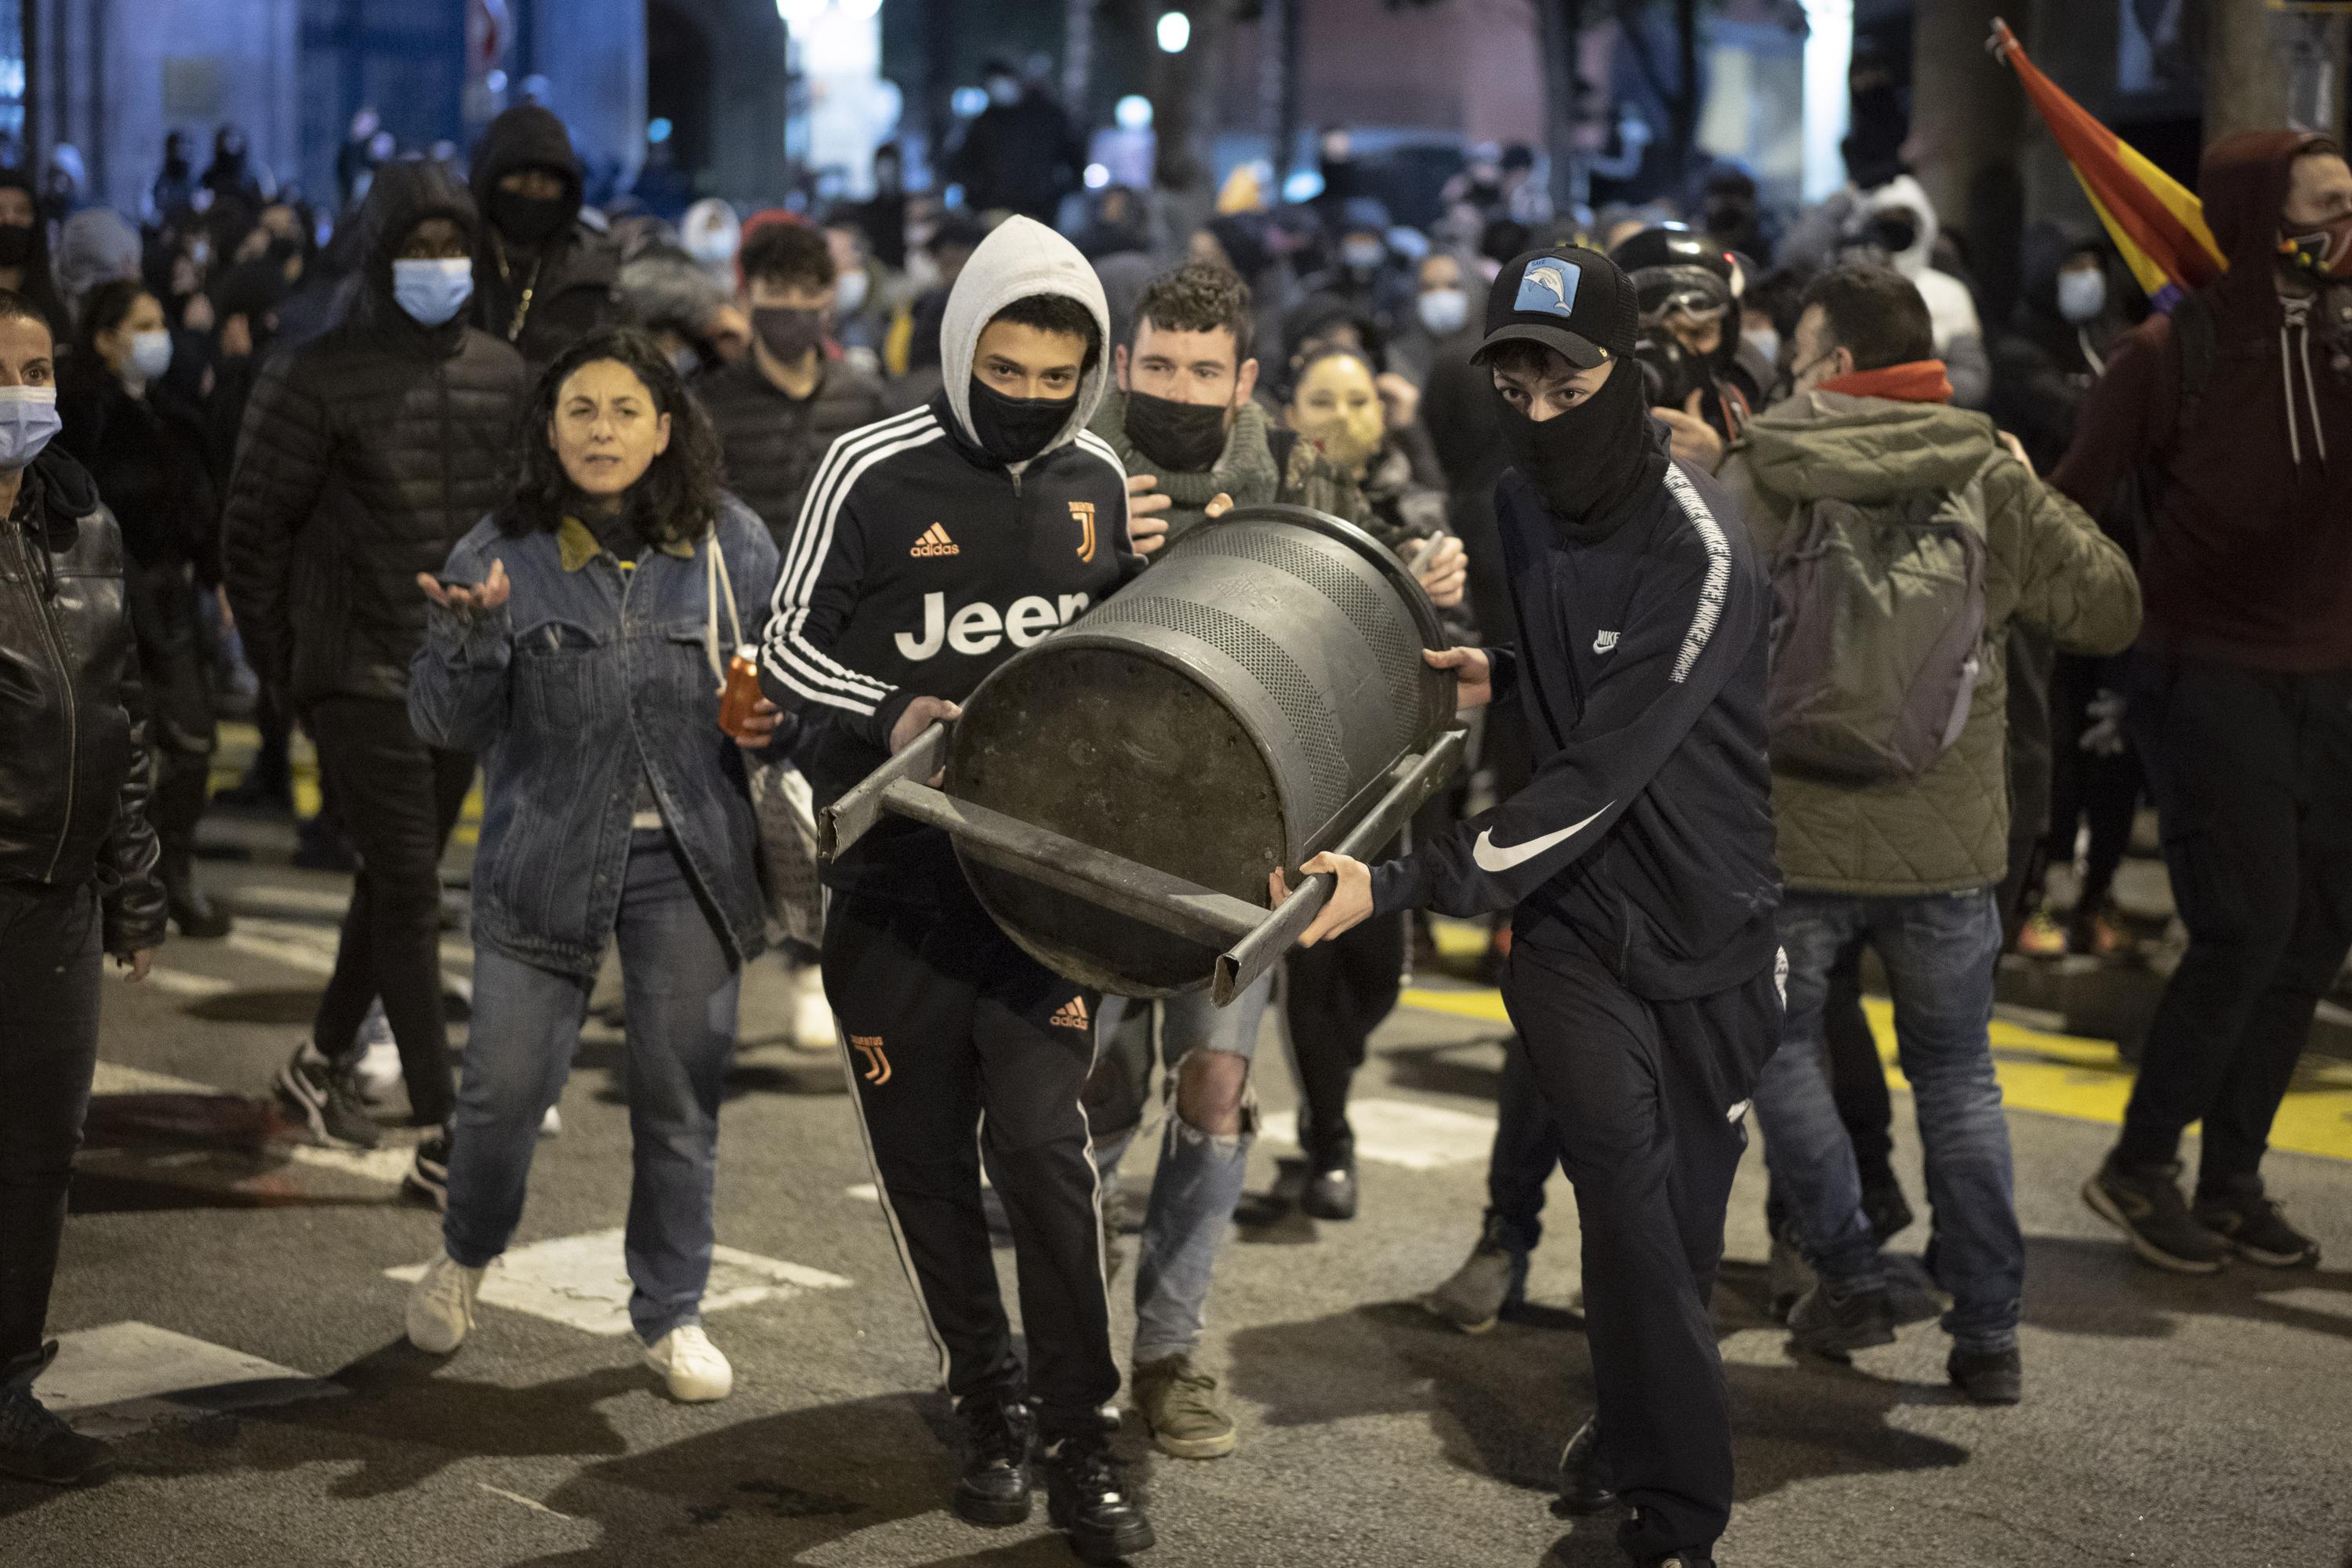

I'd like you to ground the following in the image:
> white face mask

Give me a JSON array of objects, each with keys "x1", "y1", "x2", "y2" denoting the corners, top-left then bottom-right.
[
  {"x1": 1415, "y1": 287, "x2": 1468, "y2": 336},
  {"x1": 128, "y1": 329, "x2": 174, "y2": 383},
  {"x1": 834, "y1": 267, "x2": 870, "y2": 315},
  {"x1": 2056, "y1": 268, "x2": 2106, "y2": 325},
  {"x1": 1742, "y1": 325, "x2": 1780, "y2": 368}
]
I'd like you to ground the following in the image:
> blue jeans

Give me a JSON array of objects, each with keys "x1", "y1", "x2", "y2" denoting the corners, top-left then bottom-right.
[
  {"x1": 444, "y1": 829, "x2": 742, "y2": 1344},
  {"x1": 1093, "y1": 974, "x2": 1272, "y2": 1366},
  {"x1": 1751, "y1": 888, "x2": 2024, "y2": 1353}
]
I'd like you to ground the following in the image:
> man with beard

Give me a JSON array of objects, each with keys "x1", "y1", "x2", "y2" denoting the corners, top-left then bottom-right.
[
  {"x1": 467, "y1": 106, "x2": 623, "y2": 372},
  {"x1": 1276, "y1": 248, "x2": 1781, "y2": 1568}
]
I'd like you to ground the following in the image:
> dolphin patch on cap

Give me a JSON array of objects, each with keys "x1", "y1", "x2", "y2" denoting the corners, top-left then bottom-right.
[{"x1": 1516, "y1": 256, "x2": 1582, "y2": 318}]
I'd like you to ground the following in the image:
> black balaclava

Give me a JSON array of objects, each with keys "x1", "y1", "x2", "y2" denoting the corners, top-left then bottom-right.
[
  {"x1": 1496, "y1": 357, "x2": 1660, "y2": 536},
  {"x1": 490, "y1": 180, "x2": 570, "y2": 247},
  {"x1": 1123, "y1": 390, "x2": 1229, "y2": 473},
  {"x1": 967, "y1": 377, "x2": 1073, "y2": 466}
]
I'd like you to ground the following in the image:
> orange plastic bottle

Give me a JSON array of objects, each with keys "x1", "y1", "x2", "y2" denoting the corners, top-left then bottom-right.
[{"x1": 717, "y1": 647, "x2": 764, "y2": 739}]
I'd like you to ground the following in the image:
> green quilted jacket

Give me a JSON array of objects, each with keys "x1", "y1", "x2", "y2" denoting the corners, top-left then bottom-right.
[{"x1": 1717, "y1": 391, "x2": 2142, "y2": 895}]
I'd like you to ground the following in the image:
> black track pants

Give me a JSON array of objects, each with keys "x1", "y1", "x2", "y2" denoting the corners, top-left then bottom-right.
[
  {"x1": 822, "y1": 879, "x2": 1118, "y2": 1438},
  {"x1": 1501, "y1": 939, "x2": 1781, "y2": 1563}
]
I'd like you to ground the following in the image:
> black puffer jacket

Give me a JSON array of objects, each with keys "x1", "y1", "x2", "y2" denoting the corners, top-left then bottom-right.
[
  {"x1": 469, "y1": 106, "x2": 624, "y2": 372},
  {"x1": 60, "y1": 366, "x2": 222, "y2": 585},
  {"x1": 696, "y1": 355, "x2": 886, "y2": 541},
  {"x1": 222, "y1": 158, "x2": 529, "y2": 707},
  {"x1": 0, "y1": 445, "x2": 166, "y2": 950}
]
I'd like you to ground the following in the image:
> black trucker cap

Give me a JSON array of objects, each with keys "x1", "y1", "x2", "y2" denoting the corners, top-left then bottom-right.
[{"x1": 1472, "y1": 246, "x2": 1639, "y2": 371}]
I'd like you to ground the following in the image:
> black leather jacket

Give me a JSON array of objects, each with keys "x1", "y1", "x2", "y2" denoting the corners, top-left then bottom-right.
[{"x1": 0, "y1": 445, "x2": 167, "y2": 950}]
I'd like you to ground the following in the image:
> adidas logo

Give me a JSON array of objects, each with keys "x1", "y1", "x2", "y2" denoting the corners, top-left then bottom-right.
[
  {"x1": 910, "y1": 523, "x2": 960, "y2": 557},
  {"x1": 1049, "y1": 996, "x2": 1091, "y2": 1031}
]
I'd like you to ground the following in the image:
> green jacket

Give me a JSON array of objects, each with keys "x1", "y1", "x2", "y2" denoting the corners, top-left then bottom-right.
[{"x1": 1717, "y1": 391, "x2": 2141, "y2": 895}]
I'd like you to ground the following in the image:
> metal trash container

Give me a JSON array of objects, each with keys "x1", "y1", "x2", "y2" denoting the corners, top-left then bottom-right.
[{"x1": 822, "y1": 504, "x2": 1466, "y2": 1002}]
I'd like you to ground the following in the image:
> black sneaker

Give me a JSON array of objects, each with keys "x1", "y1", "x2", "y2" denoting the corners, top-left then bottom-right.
[
  {"x1": 1040, "y1": 1432, "x2": 1152, "y2": 1562},
  {"x1": 1860, "y1": 1175, "x2": 1915, "y2": 1244},
  {"x1": 405, "y1": 1126, "x2": 452, "y2": 1210},
  {"x1": 2082, "y1": 1158, "x2": 2228, "y2": 1273},
  {"x1": 1300, "y1": 1149, "x2": 1358, "y2": 1221},
  {"x1": 1787, "y1": 1279, "x2": 1897, "y2": 1360},
  {"x1": 276, "y1": 1041, "x2": 382, "y2": 1150},
  {"x1": 2193, "y1": 1178, "x2": 2320, "y2": 1268},
  {"x1": 1947, "y1": 1343, "x2": 2024, "y2": 1405},
  {"x1": 1554, "y1": 1415, "x2": 1617, "y2": 1515},
  {"x1": 0, "y1": 1349, "x2": 115, "y2": 1486},
  {"x1": 950, "y1": 1391, "x2": 1035, "y2": 1526}
]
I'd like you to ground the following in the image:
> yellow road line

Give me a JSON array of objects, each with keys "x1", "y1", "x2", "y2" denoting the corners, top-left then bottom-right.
[{"x1": 1398, "y1": 985, "x2": 2352, "y2": 1162}]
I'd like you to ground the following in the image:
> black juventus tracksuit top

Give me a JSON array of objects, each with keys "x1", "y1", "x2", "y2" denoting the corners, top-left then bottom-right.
[
  {"x1": 1370, "y1": 439, "x2": 1783, "y2": 1002},
  {"x1": 757, "y1": 392, "x2": 1142, "y2": 896}
]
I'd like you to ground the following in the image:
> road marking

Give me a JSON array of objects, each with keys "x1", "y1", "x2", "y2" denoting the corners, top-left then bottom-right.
[
  {"x1": 32, "y1": 1321, "x2": 339, "y2": 1438},
  {"x1": 384, "y1": 1229, "x2": 851, "y2": 1336},
  {"x1": 476, "y1": 1483, "x2": 575, "y2": 1519},
  {"x1": 1396, "y1": 985, "x2": 2352, "y2": 1162},
  {"x1": 1258, "y1": 1097, "x2": 1495, "y2": 1170},
  {"x1": 846, "y1": 1182, "x2": 880, "y2": 1203}
]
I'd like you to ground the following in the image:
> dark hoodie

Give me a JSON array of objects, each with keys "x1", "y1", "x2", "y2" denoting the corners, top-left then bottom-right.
[
  {"x1": 467, "y1": 106, "x2": 622, "y2": 371},
  {"x1": 2053, "y1": 130, "x2": 2352, "y2": 673},
  {"x1": 221, "y1": 158, "x2": 528, "y2": 706},
  {"x1": 0, "y1": 168, "x2": 67, "y2": 337}
]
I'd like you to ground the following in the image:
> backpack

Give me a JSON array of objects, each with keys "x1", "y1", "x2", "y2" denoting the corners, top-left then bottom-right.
[{"x1": 1765, "y1": 470, "x2": 1990, "y2": 783}]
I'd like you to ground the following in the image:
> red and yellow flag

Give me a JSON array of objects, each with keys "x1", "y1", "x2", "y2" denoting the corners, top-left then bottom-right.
[{"x1": 1991, "y1": 17, "x2": 2226, "y2": 309}]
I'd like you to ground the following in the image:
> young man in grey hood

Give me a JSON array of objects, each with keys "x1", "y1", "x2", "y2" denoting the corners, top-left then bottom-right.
[{"x1": 757, "y1": 215, "x2": 1160, "y2": 1563}]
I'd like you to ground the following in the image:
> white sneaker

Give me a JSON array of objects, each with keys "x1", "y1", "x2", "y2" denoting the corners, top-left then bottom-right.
[
  {"x1": 354, "y1": 1040, "x2": 401, "y2": 1105},
  {"x1": 406, "y1": 1251, "x2": 486, "y2": 1354},
  {"x1": 539, "y1": 1104, "x2": 562, "y2": 1138},
  {"x1": 643, "y1": 1324, "x2": 733, "y2": 1403},
  {"x1": 792, "y1": 968, "x2": 837, "y2": 1051}
]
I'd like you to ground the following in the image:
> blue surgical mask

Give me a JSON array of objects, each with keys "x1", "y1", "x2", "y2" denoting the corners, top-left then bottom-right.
[
  {"x1": 0, "y1": 385, "x2": 61, "y2": 470},
  {"x1": 1743, "y1": 325, "x2": 1780, "y2": 368},
  {"x1": 129, "y1": 329, "x2": 173, "y2": 383},
  {"x1": 1416, "y1": 287, "x2": 1468, "y2": 336},
  {"x1": 2056, "y1": 268, "x2": 2106, "y2": 325},
  {"x1": 392, "y1": 257, "x2": 475, "y2": 326}
]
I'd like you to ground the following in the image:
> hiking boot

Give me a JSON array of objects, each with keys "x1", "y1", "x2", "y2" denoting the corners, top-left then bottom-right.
[
  {"x1": 1947, "y1": 1343, "x2": 2024, "y2": 1406},
  {"x1": 275, "y1": 1040, "x2": 381, "y2": 1150},
  {"x1": 1131, "y1": 1353, "x2": 1236, "y2": 1459},
  {"x1": 2194, "y1": 1177, "x2": 2320, "y2": 1268},
  {"x1": 1040, "y1": 1432, "x2": 1153, "y2": 1562},
  {"x1": 1860, "y1": 1175, "x2": 1915, "y2": 1245},
  {"x1": 1787, "y1": 1279, "x2": 1897, "y2": 1360},
  {"x1": 0, "y1": 1346, "x2": 114, "y2": 1486},
  {"x1": 951, "y1": 1390, "x2": 1035, "y2": 1526},
  {"x1": 1424, "y1": 1216, "x2": 1530, "y2": 1334},
  {"x1": 1554, "y1": 1416, "x2": 1617, "y2": 1515},
  {"x1": 2082, "y1": 1158, "x2": 2228, "y2": 1273}
]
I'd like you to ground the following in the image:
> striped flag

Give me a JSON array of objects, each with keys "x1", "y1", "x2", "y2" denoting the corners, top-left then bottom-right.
[{"x1": 1991, "y1": 17, "x2": 2227, "y2": 310}]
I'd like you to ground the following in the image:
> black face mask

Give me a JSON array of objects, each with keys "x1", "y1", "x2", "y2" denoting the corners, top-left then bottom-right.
[
  {"x1": 967, "y1": 376, "x2": 1074, "y2": 465},
  {"x1": 752, "y1": 306, "x2": 826, "y2": 365},
  {"x1": 489, "y1": 187, "x2": 569, "y2": 246},
  {"x1": 1123, "y1": 389, "x2": 1229, "y2": 473},
  {"x1": 1866, "y1": 213, "x2": 1919, "y2": 256},
  {"x1": 1494, "y1": 361, "x2": 1657, "y2": 533},
  {"x1": 0, "y1": 224, "x2": 35, "y2": 268}
]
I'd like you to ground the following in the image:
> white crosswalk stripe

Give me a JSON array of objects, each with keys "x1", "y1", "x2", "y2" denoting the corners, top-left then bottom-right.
[
  {"x1": 384, "y1": 1229, "x2": 851, "y2": 1336},
  {"x1": 1257, "y1": 1097, "x2": 1497, "y2": 1170},
  {"x1": 32, "y1": 1322, "x2": 339, "y2": 1438}
]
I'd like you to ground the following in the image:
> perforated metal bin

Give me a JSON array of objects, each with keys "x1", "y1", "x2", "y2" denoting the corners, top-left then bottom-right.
[{"x1": 822, "y1": 504, "x2": 1466, "y2": 1002}]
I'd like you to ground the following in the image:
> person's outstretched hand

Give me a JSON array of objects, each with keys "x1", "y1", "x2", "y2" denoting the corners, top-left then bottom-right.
[{"x1": 417, "y1": 557, "x2": 510, "y2": 616}]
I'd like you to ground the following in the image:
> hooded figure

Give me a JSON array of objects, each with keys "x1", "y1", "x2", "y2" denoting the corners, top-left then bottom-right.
[
  {"x1": 56, "y1": 209, "x2": 143, "y2": 318},
  {"x1": 1853, "y1": 175, "x2": 1990, "y2": 408},
  {"x1": 2056, "y1": 130, "x2": 2352, "y2": 1276},
  {"x1": 467, "y1": 105, "x2": 623, "y2": 369},
  {"x1": 0, "y1": 168, "x2": 67, "y2": 336},
  {"x1": 749, "y1": 213, "x2": 1156, "y2": 1558},
  {"x1": 1991, "y1": 223, "x2": 2133, "y2": 474}
]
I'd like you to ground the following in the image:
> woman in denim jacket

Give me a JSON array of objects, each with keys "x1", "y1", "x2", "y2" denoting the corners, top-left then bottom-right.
[{"x1": 400, "y1": 328, "x2": 783, "y2": 1403}]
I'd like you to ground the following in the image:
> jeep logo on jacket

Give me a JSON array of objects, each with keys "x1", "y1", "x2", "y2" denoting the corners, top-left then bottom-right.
[{"x1": 756, "y1": 216, "x2": 1144, "y2": 894}]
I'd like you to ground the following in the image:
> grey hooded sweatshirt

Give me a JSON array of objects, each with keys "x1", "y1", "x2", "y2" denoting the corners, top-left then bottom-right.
[{"x1": 757, "y1": 215, "x2": 1144, "y2": 895}]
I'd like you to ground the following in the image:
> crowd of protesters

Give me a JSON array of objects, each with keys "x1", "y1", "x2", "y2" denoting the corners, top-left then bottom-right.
[{"x1": 1, "y1": 64, "x2": 2347, "y2": 1568}]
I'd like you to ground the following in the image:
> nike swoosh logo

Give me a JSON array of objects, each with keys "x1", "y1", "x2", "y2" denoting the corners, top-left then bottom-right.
[{"x1": 1471, "y1": 803, "x2": 1613, "y2": 873}]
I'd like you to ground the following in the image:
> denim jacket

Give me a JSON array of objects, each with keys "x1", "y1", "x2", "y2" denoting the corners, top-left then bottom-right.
[{"x1": 408, "y1": 496, "x2": 780, "y2": 976}]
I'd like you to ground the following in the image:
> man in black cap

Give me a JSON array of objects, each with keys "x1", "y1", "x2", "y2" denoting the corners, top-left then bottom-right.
[{"x1": 1275, "y1": 248, "x2": 1783, "y2": 1568}]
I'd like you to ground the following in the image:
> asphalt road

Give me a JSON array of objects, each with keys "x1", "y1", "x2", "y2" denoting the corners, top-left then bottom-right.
[{"x1": 6, "y1": 810, "x2": 2351, "y2": 1568}]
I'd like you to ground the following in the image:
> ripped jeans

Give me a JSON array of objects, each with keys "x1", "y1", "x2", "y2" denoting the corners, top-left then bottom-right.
[{"x1": 1091, "y1": 975, "x2": 1273, "y2": 1367}]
